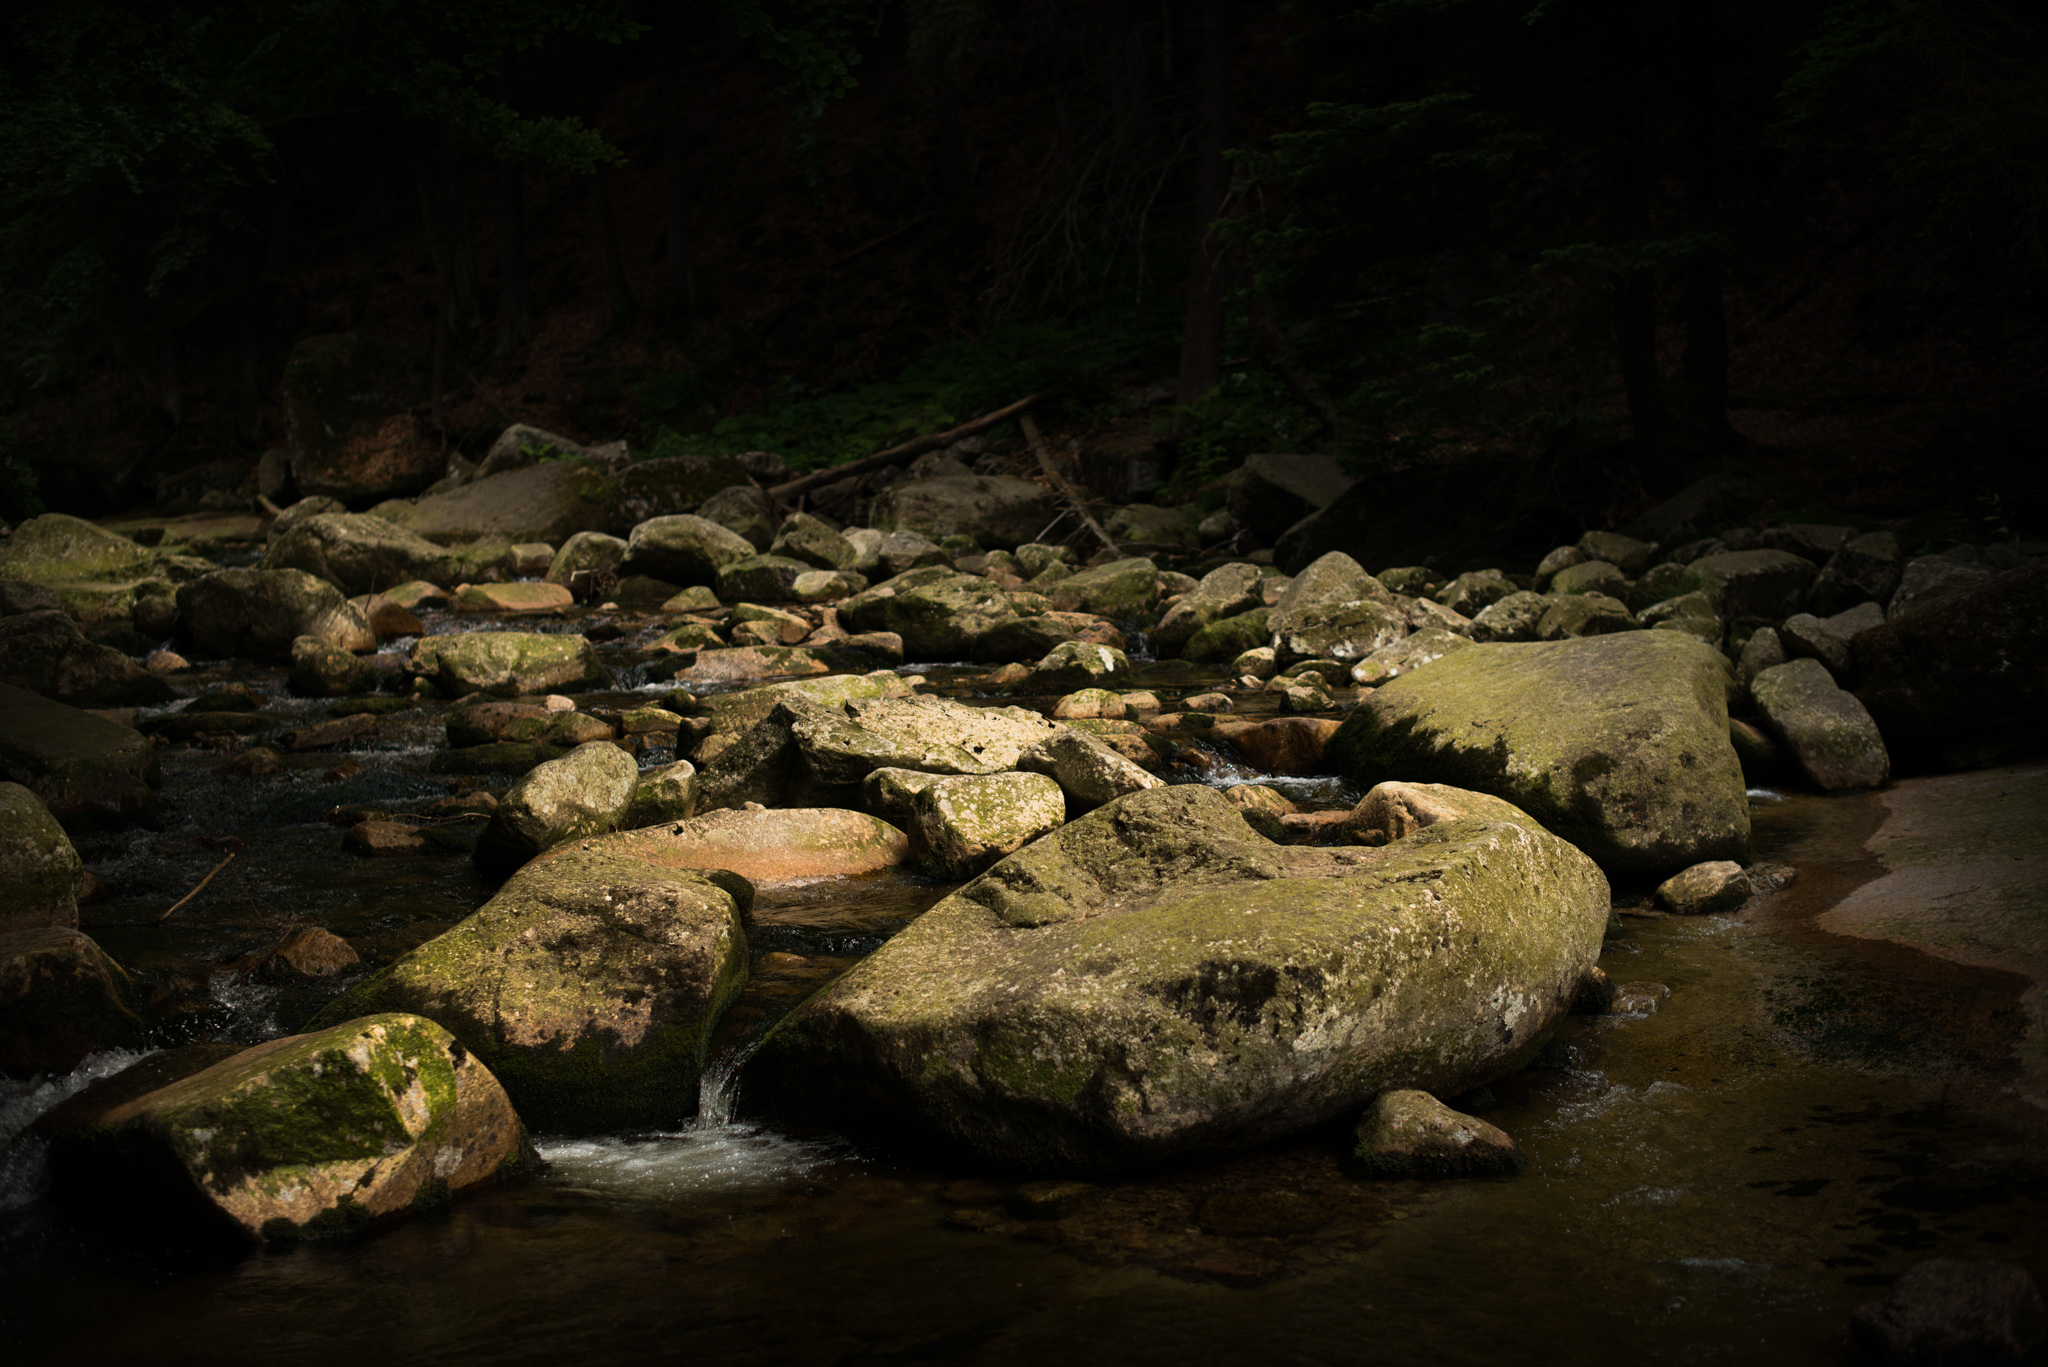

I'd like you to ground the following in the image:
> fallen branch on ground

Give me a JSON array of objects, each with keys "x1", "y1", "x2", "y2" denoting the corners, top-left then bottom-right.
[
  {"x1": 768, "y1": 393, "x2": 1042, "y2": 502},
  {"x1": 1021, "y1": 413, "x2": 1119, "y2": 557},
  {"x1": 157, "y1": 851, "x2": 237, "y2": 924}
]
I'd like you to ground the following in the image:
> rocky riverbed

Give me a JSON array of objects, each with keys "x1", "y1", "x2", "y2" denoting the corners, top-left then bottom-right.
[{"x1": 2, "y1": 447, "x2": 2044, "y2": 1363}]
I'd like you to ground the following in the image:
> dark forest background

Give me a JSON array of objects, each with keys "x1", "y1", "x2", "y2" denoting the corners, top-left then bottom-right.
[{"x1": 3, "y1": 0, "x2": 2044, "y2": 546}]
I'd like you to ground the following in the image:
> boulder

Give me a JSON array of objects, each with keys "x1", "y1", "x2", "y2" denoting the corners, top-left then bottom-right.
[
  {"x1": 475, "y1": 423, "x2": 626, "y2": 481},
  {"x1": 621, "y1": 760, "x2": 698, "y2": 829},
  {"x1": 602, "y1": 453, "x2": 758, "y2": 532},
  {"x1": 1051, "y1": 688, "x2": 1127, "y2": 720},
  {"x1": 791, "y1": 569, "x2": 870, "y2": 603},
  {"x1": 410, "y1": 631, "x2": 614, "y2": 697},
  {"x1": 1853, "y1": 558, "x2": 2048, "y2": 767},
  {"x1": 1015, "y1": 729, "x2": 1164, "y2": 810},
  {"x1": 1436, "y1": 569, "x2": 1519, "y2": 616},
  {"x1": 673, "y1": 646, "x2": 830, "y2": 683},
  {"x1": 260, "y1": 513, "x2": 458, "y2": 595},
  {"x1": 474, "y1": 741, "x2": 640, "y2": 878},
  {"x1": 1183, "y1": 608, "x2": 1272, "y2": 663},
  {"x1": 911, "y1": 771, "x2": 1068, "y2": 879},
  {"x1": 1627, "y1": 561, "x2": 1706, "y2": 611},
  {"x1": 1779, "y1": 611, "x2": 1854, "y2": 679},
  {"x1": 381, "y1": 460, "x2": 615, "y2": 548},
  {"x1": 177, "y1": 568, "x2": 375, "y2": 661},
  {"x1": 0, "y1": 782, "x2": 84, "y2": 932},
  {"x1": 716, "y1": 554, "x2": 811, "y2": 602},
  {"x1": 693, "y1": 484, "x2": 777, "y2": 550},
  {"x1": 0, "y1": 514, "x2": 211, "y2": 623},
  {"x1": 0, "y1": 926, "x2": 145, "y2": 1074},
  {"x1": 1850, "y1": 1259, "x2": 2045, "y2": 1367},
  {"x1": 1226, "y1": 452, "x2": 1354, "y2": 542},
  {"x1": 770, "y1": 512, "x2": 860, "y2": 571},
  {"x1": 1470, "y1": 590, "x2": 1553, "y2": 643},
  {"x1": 548, "y1": 807, "x2": 905, "y2": 886},
  {"x1": 870, "y1": 475, "x2": 1060, "y2": 549},
  {"x1": 618, "y1": 514, "x2": 757, "y2": 587},
  {"x1": 1639, "y1": 591, "x2": 1721, "y2": 645},
  {"x1": 1891, "y1": 545, "x2": 2001, "y2": 618},
  {"x1": 1209, "y1": 717, "x2": 1343, "y2": 775},
  {"x1": 0, "y1": 610, "x2": 177, "y2": 706},
  {"x1": 544, "y1": 530, "x2": 628, "y2": 586},
  {"x1": 1535, "y1": 592, "x2": 1636, "y2": 639},
  {"x1": 1271, "y1": 596, "x2": 1409, "y2": 665},
  {"x1": 872, "y1": 529, "x2": 952, "y2": 576},
  {"x1": 1655, "y1": 860, "x2": 1753, "y2": 914},
  {"x1": 0, "y1": 684, "x2": 161, "y2": 830},
  {"x1": 1576, "y1": 530, "x2": 1657, "y2": 576},
  {"x1": 743, "y1": 783, "x2": 1608, "y2": 1171},
  {"x1": 1737, "y1": 626, "x2": 1787, "y2": 689},
  {"x1": 280, "y1": 334, "x2": 442, "y2": 501},
  {"x1": 1351, "y1": 1089, "x2": 1525, "y2": 1178},
  {"x1": 1349, "y1": 627, "x2": 1472, "y2": 687},
  {"x1": 47, "y1": 1013, "x2": 530, "y2": 1238},
  {"x1": 1687, "y1": 549, "x2": 1817, "y2": 621},
  {"x1": 0, "y1": 581, "x2": 64, "y2": 616},
  {"x1": 1024, "y1": 641, "x2": 1134, "y2": 692},
  {"x1": 445, "y1": 701, "x2": 612, "y2": 749},
  {"x1": 288, "y1": 634, "x2": 375, "y2": 697},
  {"x1": 1046, "y1": 557, "x2": 1160, "y2": 621},
  {"x1": 1105, "y1": 504, "x2": 1195, "y2": 548},
  {"x1": 1533, "y1": 545, "x2": 1586, "y2": 590},
  {"x1": 974, "y1": 611, "x2": 1120, "y2": 662},
  {"x1": 313, "y1": 854, "x2": 746, "y2": 1132},
  {"x1": 450, "y1": 582, "x2": 574, "y2": 614},
  {"x1": 1547, "y1": 560, "x2": 1627, "y2": 598},
  {"x1": 839, "y1": 571, "x2": 1020, "y2": 660},
  {"x1": 1809, "y1": 530, "x2": 1902, "y2": 617},
  {"x1": 1153, "y1": 563, "x2": 1264, "y2": 656},
  {"x1": 1751, "y1": 658, "x2": 1890, "y2": 790},
  {"x1": 1327, "y1": 632, "x2": 1748, "y2": 875}
]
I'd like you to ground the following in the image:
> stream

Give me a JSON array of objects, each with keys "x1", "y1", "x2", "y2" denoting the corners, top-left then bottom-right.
[{"x1": 2, "y1": 610, "x2": 2042, "y2": 1365}]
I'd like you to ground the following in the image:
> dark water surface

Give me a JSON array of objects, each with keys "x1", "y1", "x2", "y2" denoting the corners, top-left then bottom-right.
[{"x1": 3, "y1": 641, "x2": 2042, "y2": 1365}]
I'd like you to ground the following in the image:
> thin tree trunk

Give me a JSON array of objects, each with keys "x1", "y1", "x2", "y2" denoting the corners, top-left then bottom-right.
[
  {"x1": 1174, "y1": 0, "x2": 1229, "y2": 411},
  {"x1": 660, "y1": 35, "x2": 697, "y2": 314}
]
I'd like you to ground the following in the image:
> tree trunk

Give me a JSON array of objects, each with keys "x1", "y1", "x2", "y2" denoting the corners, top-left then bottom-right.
[
  {"x1": 1174, "y1": 0, "x2": 1229, "y2": 411},
  {"x1": 660, "y1": 34, "x2": 697, "y2": 314}
]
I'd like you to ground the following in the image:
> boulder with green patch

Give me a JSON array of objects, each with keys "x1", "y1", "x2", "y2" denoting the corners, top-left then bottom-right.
[
  {"x1": 1326, "y1": 632, "x2": 1748, "y2": 875},
  {"x1": 911, "y1": 771, "x2": 1068, "y2": 879},
  {"x1": 0, "y1": 514, "x2": 211, "y2": 623},
  {"x1": 261, "y1": 513, "x2": 459, "y2": 596},
  {"x1": 1750, "y1": 658, "x2": 1889, "y2": 790},
  {"x1": 1024, "y1": 641, "x2": 1134, "y2": 692},
  {"x1": 1046, "y1": 557, "x2": 1160, "y2": 621},
  {"x1": 0, "y1": 781, "x2": 85, "y2": 932},
  {"x1": 312, "y1": 854, "x2": 746, "y2": 1131},
  {"x1": 743, "y1": 783, "x2": 1608, "y2": 1172},
  {"x1": 45, "y1": 1013, "x2": 531, "y2": 1240},
  {"x1": 1352, "y1": 1089, "x2": 1525, "y2": 1178},
  {"x1": 410, "y1": 630, "x2": 613, "y2": 697},
  {"x1": 838, "y1": 571, "x2": 1021, "y2": 660},
  {"x1": 1153, "y1": 563, "x2": 1263, "y2": 657},
  {"x1": 474, "y1": 741, "x2": 641, "y2": 878}
]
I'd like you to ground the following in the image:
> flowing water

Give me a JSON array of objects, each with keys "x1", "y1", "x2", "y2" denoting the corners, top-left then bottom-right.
[{"x1": 2, "y1": 635, "x2": 2042, "y2": 1365}]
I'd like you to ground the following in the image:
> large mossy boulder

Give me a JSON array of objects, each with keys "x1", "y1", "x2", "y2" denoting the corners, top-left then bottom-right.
[
  {"x1": 474, "y1": 741, "x2": 640, "y2": 879},
  {"x1": 410, "y1": 630, "x2": 614, "y2": 697},
  {"x1": 385, "y1": 461, "x2": 616, "y2": 547},
  {"x1": 617, "y1": 513, "x2": 755, "y2": 586},
  {"x1": 0, "y1": 514, "x2": 211, "y2": 623},
  {"x1": 1326, "y1": 631, "x2": 1748, "y2": 876},
  {"x1": 838, "y1": 571, "x2": 1021, "y2": 660},
  {"x1": 280, "y1": 334, "x2": 442, "y2": 502},
  {"x1": 743, "y1": 783, "x2": 1609, "y2": 1172},
  {"x1": 603, "y1": 453, "x2": 758, "y2": 533},
  {"x1": 910, "y1": 771, "x2": 1067, "y2": 879},
  {"x1": 0, "y1": 926, "x2": 145, "y2": 1074},
  {"x1": 312, "y1": 854, "x2": 746, "y2": 1131},
  {"x1": 44, "y1": 1014, "x2": 531, "y2": 1240},
  {"x1": 0, "y1": 781, "x2": 85, "y2": 932},
  {"x1": 0, "y1": 683, "x2": 161, "y2": 831},
  {"x1": 870, "y1": 475, "x2": 1059, "y2": 549},
  {"x1": 1046, "y1": 557, "x2": 1160, "y2": 622},
  {"x1": 1153, "y1": 563, "x2": 1263, "y2": 657},
  {"x1": 0, "y1": 610, "x2": 177, "y2": 706},
  {"x1": 1751, "y1": 658, "x2": 1890, "y2": 790},
  {"x1": 260, "y1": 512, "x2": 458, "y2": 595},
  {"x1": 177, "y1": 568, "x2": 376, "y2": 661}
]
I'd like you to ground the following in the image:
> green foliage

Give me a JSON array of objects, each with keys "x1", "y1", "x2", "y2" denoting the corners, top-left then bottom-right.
[
  {"x1": 0, "y1": 419, "x2": 44, "y2": 523},
  {"x1": 639, "y1": 315, "x2": 1170, "y2": 471},
  {"x1": 1160, "y1": 364, "x2": 1321, "y2": 496}
]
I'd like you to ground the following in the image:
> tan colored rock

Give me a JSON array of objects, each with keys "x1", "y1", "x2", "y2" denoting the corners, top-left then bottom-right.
[
  {"x1": 1210, "y1": 717, "x2": 1343, "y2": 775},
  {"x1": 539, "y1": 806, "x2": 911, "y2": 884}
]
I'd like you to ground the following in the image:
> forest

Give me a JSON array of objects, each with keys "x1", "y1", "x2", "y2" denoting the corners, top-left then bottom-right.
[{"x1": 2, "y1": 0, "x2": 2045, "y2": 549}]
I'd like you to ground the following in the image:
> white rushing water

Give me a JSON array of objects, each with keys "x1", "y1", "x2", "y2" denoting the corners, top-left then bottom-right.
[
  {"x1": 0, "y1": 1049, "x2": 155, "y2": 1214},
  {"x1": 533, "y1": 1049, "x2": 848, "y2": 1199}
]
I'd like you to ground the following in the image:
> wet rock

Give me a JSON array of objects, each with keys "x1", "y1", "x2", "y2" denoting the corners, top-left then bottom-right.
[
  {"x1": 1536, "y1": 592, "x2": 1636, "y2": 639},
  {"x1": 1470, "y1": 590, "x2": 1554, "y2": 643},
  {"x1": 1611, "y1": 981, "x2": 1670, "y2": 1014},
  {"x1": 1687, "y1": 549, "x2": 1817, "y2": 621},
  {"x1": 1016, "y1": 729, "x2": 1164, "y2": 810},
  {"x1": 870, "y1": 475, "x2": 1059, "y2": 549},
  {"x1": 146, "y1": 711, "x2": 275, "y2": 745},
  {"x1": 1655, "y1": 860, "x2": 1753, "y2": 914},
  {"x1": 0, "y1": 684, "x2": 161, "y2": 830},
  {"x1": 675, "y1": 645, "x2": 831, "y2": 683},
  {"x1": 177, "y1": 568, "x2": 375, "y2": 661},
  {"x1": 544, "y1": 530, "x2": 628, "y2": 587},
  {"x1": 554, "y1": 806, "x2": 907, "y2": 886},
  {"x1": 745, "y1": 783, "x2": 1609, "y2": 1171},
  {"x1": 261, "y1": 926, "x2": 361, "y2": 976},
  {"x1": 1570, "y1": 964, "x2": 1616, "y2": 1014},
  {"x1": 622, "y1": 760, "x2": 698, "y2": 829},
  {"x1": 0, "y1": 782, "x2": 85, "y2": 932},
  {"x1": 839, "y1": 571, "x2": 1021, "y2": 660},
  {"x1": 315, "y1": 855, "x2": 745, "y2": 1132},
  {"x1": 1352, "y1": 1089, "x2": 1525, "y2": 1178},
  {"x1": 1850, "y1": 1259, "x2": 2045, "y2": 1366},
  {"x1": 289, "y1": 634, "x2": 376, "y2": 697},
  {"x1": 1810, "y1": 530, "x2": 1903, "y2": 617},
  {"x1": 0, "y1": 926, "x2": 145, "y2": 1074},
  {"x1": 261, "y1": 512, "x2": 459, "y2": 595},
  {"x1": 912, "y1": 771, "x2": 1068, "y2": 879},
  {"x1": 1751, "y1": 658, "x2": 1890, "y2": 790},
  {"x1": 716, "y1": 554, "x2": 811, "y2": 602},
  {"x1": 279, "y1": 714, "x2": 378, "y2": 753},
  {"x1": 1051, "y1": 688, "x2": 1127, "y2": 720},
  {"x1": 48, "y1": 1013, "x2": 531, "y2": 1238},
  {"x1": 695, "y1": 484, "x2": 777, "y2": 550},
  {"x1": 1210, "y1": 717, "x2": 1343, "y2": 775},
  {"x1": 1025, "y1": 641, "x2": 1134, "y2": 692},
  {"x1": 0, "y1": 609, "x2": 177, "y2": 707},
  {"x1": 1152, "y1": 563, "x2": 1264, "y2": 657},
  {"x1": 344, "y1": 819, "x2": 428, "y2": 856},
  {"x1": 1437, "y1": 569, "x2": 1520, "y2": 616},
  {"x1": 1577, "y1": 530, "x2": 1657, "y2": 576},
  {"x1": 474, "y1": 740, "x2": 640, "y2": 878},
  {"x1": 411, "y1": 630, "x2": 614, "y2": 697},
  {"x1": 1853, "y1": 557, "x2": 2048, "y2": 768},
  {"x1": 0, "y1": 513, "x2": 211, "y2": 623},
  {"x1": 1226, "y1": 452, "x2": 1354, "y2": 542},
  {"x1": 1328, "y1": 632, "x2": 1748, "y2": 875},
  {"x1": 1046, "y1": 557, "x2": 1160, "y2": 621},
  {"x1": 450, "y1": 582, "x2": 574, "y2": 614}
]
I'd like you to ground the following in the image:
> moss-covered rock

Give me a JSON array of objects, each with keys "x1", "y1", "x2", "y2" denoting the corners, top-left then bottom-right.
[
  {"x1": 548, "y1": 807, "x2": 908, "y2": 884},
  {"x1": 617, "y1": 513, "x2": 755, "y2": 587},
  {"x1": 46, "y1": 1013, "x2": 531, "y2": 1239},
  {"x1": 839, "y1": 571, "x2": 1021, "y2": 661},
  {"x1": 384, "y1": 461, "x2": 617, "y2": 548},
  {"x1": 1349, "y1": 626, "x2": 1472, "y2": 687},
  {"x1": 871, "y1": 475, "x2": 1059, "y2": 549},
  {"x1": 0, "y1": 781, "x2": 84, "y2": 932},
  {"x1": 673, "y1": 645, "x2": 831, "y2": 683},
  {"x1": 622, "y1": 760, "x2": 697, "y2": 829},
  {"x1": 1326, "y1": 632, "x2": 1748, "y2": 876},
  {"x1": 1435, "y1": 569, "x2": 1518, "y2": 616},
  {"x1": 411, "y1": 630, "x2": 613, "y2": 697},
  {"x1": 177, "y1": 568, "x2": 376, "y2": 661},
  {"x1": 1548, "y1": 560, "x2": 1627, "y2": 599},
  {"x1": 1751, "y1": 657, "x2": 1890, "y2": 790},
  {"x1": 288, "y1": 634, "x2": 376, "y2": 697},
  {"x1": 911, "y1": 771, "x2": 1067, "y2": 879},
  {"x1": 261, "y1": 513, "x2": 458, "y2": 595},
  {"x1": 603, "y1": 453, "x2": 758, "y2": 532},
  {"x1": 1046, "y1": 557, "x2": 1160, "y2": 622},
  {"x1": 1351, "y1": 1089, "x2": 1525, "y2": 1178},
  {"x1": 313, "y1": 855, "x2": 746, "y2": 1132},
  {"x1": 0, "y1": 514, "x2": 212, "y2": 623},
  {"x1": 1016, "y1": 729, "x2": 1163, "y2": 810},
  {"x1": 1024, "y1": 641, "x2": 1134, "y2": 692},
  {"x1": 1470, "y1": 590, "x2": 1554, "y2": 643},
  {"x1": 474, "y1": 741, "x2": 640, "y2": 878},
  {"x1": 972, "y1": 611, "x2": 1119, "y2": 663},
  {"x1": 1271, "y1": 596, "x2": 1410, "y2": 666},
  {"x1": 1152, "y1": 563, "x2": 1263, "y2": 657},
  {"x1": 1536, "y1": 592, "x2": 1637, "y2": 639},
  {"x1": 791, "y1": 693, "x2": 1069, "y2": 785},
  {"x1": 0, "y1": 683, "x2": 160, "y2": 830},
  {"x1": 770, "y1": 512, "x2": 860, "y2": 571},
  {"x1": 544, "y1": 530, "x2": 628, "y2": 586},
  {"x1": 1183, "y1": 608, "x2": 1272, "y2": 664},
  {"x1": 444, "y1": 701, "x2": 611, "y2": 748},
  {"x1": 1655, "y1": 860, "x2": 1753, "y2": 914},
  {"x1": 716, "y1": 554, "x2": 812, "y2": 603},
  {"x1": 0, "y1": 610, "x2": 177, "y2": 707},
  {"x1": 743, "y1": 783, "x2": 1608, "y2": 1172},
  {"x1": 0, "y1": 926, "x2": 145, "y2": 1074}
]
